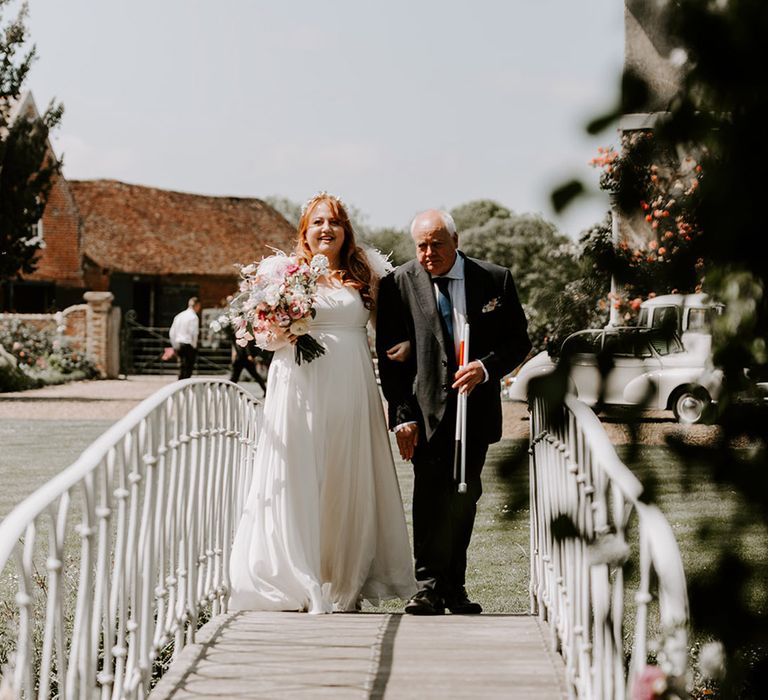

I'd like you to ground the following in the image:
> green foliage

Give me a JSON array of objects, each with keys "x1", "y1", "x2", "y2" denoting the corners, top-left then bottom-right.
[
  {"x1": 360, "y1": 227, "x2": 414, "y2": 267},
  {"x1": 0, "y1": 0, "x2": 63, "y2": 283},
  {"x1": 0, "y1": 342, "x2": 33, "y2": 390},
  {"x1": 456, "y1": 206, "x2": 580, "y2": 353},
  {"x1": 542, "y1": 217, "x2": 612, "y2": 354},
  {"x1": 558, "y1": 0, "x2": 768, "y2": 693},
  {"x1": 450, "y1": 199, "x2": 511, "y2": 231}
]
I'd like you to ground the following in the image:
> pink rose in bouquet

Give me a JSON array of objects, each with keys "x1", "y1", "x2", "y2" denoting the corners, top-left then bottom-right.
[{"x1": 227, "y1": 252, "x2": 329, "y2": 364}]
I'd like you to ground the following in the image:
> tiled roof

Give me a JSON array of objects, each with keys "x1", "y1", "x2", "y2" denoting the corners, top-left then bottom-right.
[{"x1": 69, "y1": 179, "x2": 297, "y2": 276}]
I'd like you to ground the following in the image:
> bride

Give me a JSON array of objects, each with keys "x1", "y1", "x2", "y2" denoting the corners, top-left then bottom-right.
[{"x1": 228, "y1": 192, "x2": 416, "y2": 613}]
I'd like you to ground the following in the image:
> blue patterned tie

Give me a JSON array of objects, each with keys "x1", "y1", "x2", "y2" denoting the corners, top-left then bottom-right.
[{"x1": 434, "y1": 277, "x2": 454, "y2": 343}]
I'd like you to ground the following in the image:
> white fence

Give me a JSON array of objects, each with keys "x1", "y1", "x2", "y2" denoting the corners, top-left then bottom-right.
[
  {"x1": 0, "y1": 379, "x2": 262, "y2": 699},
  {"x1": 529, "y1": 395, "x2": 689, "y2": 699}
]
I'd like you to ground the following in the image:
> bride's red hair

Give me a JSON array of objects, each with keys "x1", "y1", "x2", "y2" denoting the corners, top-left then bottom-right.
[{"x1": 295, "y1": 194, "x2": 375, "y2": 310}]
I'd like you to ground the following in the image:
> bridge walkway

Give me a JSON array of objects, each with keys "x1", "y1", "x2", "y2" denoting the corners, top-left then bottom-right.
[{"x1": 150, "y1": 611, "x2": 568, "y2": 699}]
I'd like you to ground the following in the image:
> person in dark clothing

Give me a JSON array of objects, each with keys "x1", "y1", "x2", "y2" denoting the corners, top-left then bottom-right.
[
  {"x1": 230, "y1": 337, "x2": 271, "y2": 392},
  {"x1": 376, "y1": 209, "x2": 531, "y2": 616}
]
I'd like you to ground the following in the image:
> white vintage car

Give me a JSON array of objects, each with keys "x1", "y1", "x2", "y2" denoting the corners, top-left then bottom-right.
[
  {"x1": 505, "y1": 327, "x2": 723, "y2": 424},
  {"x1": 637, "y1": 293, "x2": 724, "y2": 360}
]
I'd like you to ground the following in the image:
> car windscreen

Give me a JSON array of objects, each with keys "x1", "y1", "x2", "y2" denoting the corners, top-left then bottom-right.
[{"x1": 561, "y1": 332, "x2": 601, "y2": 356}]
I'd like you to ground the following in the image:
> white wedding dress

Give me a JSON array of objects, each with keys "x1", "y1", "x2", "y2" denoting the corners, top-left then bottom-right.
[{"x1": 228, "y1": 282, "x2": 416, "y2": 613}]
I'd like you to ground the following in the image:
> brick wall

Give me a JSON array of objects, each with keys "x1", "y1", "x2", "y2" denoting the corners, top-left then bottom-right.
[
  {"x1": 0, "y1": 295, "x2": 117, "y2": 377},
  {"x1": 61, "y1": 305, "x2": 88, "y2": 353},
  {"x1": 28, "y1": 175, "x2": 83, "y2": 287}
]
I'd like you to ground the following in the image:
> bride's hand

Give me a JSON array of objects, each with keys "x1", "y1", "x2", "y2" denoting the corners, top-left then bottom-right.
[
  {"x1": 386, "y1": 341, "x2": 411, "y2": 363},
  {"x1": 285, "y1": 331, "x2": 299, "y2": 345}
]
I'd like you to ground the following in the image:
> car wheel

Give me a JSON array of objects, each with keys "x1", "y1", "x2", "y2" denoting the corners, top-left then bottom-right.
[{"x1": 672, "y1": 387, "x2": 711, "y2": 424}]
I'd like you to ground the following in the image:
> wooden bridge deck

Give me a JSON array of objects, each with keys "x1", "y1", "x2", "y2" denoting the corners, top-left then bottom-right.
[{"x1": 150, "y1": 611, "x2": 568, "y2": 699}]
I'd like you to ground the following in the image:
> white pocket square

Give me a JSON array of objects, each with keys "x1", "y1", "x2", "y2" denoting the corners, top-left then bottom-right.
[{"x1": 482, "y1": 297, "x2": 501, "y2": 313}]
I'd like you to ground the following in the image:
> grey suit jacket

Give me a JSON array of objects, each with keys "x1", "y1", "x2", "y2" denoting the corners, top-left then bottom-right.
[{"x1": 376, "y1": 254, "x2": 531, "y2": 446}]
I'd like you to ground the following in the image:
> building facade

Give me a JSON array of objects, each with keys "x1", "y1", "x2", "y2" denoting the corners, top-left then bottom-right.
[{"x1": 3, "y1": 175, "x2": 296, "y2": 325}]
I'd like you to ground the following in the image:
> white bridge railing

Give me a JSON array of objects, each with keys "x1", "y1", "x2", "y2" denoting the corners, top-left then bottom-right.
[
  {"x1": 529, "y1": 394, "x2": 689, "y2": 699},
  {"x1": 0, "y1": 379, "x2": 262, "y2": 699}
]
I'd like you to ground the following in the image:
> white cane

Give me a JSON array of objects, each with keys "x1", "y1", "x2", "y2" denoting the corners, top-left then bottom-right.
[{"x1": 453, "y1": 322, "x2": 469, "y2": 494}]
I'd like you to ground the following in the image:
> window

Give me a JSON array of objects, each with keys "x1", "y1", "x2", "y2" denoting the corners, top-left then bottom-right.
[
  {"x1": 652, "y1": 305, "x2": 680, "y2": 333},
  {"x1": 603, "y1": 331, "x2": 653, "y2": 358},
  {"x1": 27, "y1": 220, "x2": 45, "y2": 248},
  {"x1": 686, "y1": 308, "x2": 709, "y2": 332}
]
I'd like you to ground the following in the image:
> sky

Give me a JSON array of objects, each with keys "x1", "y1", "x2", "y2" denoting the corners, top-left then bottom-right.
[{"x1": 20, "y1": 0, "x2": 624, "y2": 238}]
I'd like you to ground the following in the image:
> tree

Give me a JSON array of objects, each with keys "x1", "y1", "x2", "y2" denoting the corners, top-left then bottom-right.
[
  {"x1": 554, "y1": 1, "x2": 768, "y2": 694},
  {"x1": 359, "y1": 226, "x2": 414, "y2": 267},
  {"x1": 0, "y1": 0, "x2": 63, "y2": 284},
  {"x1": 542, "y1": 215, "x2": 613, "y2": 353},
  {"x1": 450, "y1": 199, "x2": 511, "y2": 231},
  {"x1": 456, "y1": 207, "x2": 580, "y2": 353}
]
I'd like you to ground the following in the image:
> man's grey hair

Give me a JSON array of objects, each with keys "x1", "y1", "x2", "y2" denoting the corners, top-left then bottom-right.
[{"x1": 409, "y1": 210, "x2": 457, "y2": 237}]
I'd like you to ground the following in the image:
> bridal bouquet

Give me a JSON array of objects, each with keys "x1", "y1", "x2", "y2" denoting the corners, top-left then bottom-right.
[{"x1": 227, "y1": 252, "x2": 329, "y2": 365}]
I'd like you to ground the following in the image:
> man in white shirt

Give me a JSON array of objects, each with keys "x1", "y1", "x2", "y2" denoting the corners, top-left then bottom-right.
[{"x1": 169, "y1": 297, "x2": 202, "y2": 380}]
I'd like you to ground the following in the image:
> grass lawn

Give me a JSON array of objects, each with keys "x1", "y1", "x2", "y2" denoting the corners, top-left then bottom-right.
[
  {"x1": 0, "y1": 420, "x2": 112, "y2": 521},
  {"x1": 618, "y1": 443, "x2": 768, "y2": 610}
]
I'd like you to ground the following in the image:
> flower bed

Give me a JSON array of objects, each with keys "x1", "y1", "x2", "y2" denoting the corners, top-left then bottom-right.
[{"x1": 0, "y1": 317, "x2": 97, "y2": 392}]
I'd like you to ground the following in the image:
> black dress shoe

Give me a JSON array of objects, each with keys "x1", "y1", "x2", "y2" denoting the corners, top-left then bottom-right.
[
  {"x1": 445, "y1": 590, "x2": 482, "y2": 615},
  {"x1": 404, "y1": 589, "x2": 445, "y2": 615}
]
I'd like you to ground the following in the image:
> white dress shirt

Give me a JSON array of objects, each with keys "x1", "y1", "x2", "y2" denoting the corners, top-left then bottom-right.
[{"x1": 169, "y1": 307, "x2": 200, "y2": 348}]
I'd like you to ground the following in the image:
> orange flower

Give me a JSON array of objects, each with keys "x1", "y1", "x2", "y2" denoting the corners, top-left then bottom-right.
[{"x1": 658, "y1": 247, "x2": 666, "y2": 255}]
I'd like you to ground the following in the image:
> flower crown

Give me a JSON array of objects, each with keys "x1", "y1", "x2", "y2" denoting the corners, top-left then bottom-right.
[{"x1": 300, "y1": 191, "x2": 346, "y2": 215}]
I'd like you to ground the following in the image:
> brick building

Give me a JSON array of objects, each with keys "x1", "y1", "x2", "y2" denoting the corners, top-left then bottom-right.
[
  {"x1": 3, "y1": 161, "x2": 296, "y2": 324},
  {"x1": 2, "y1": 92, "x2": 297, "y2": 321},
  {"x1": 62, "y1": 179, "x2": 296, "y2": 326}
]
